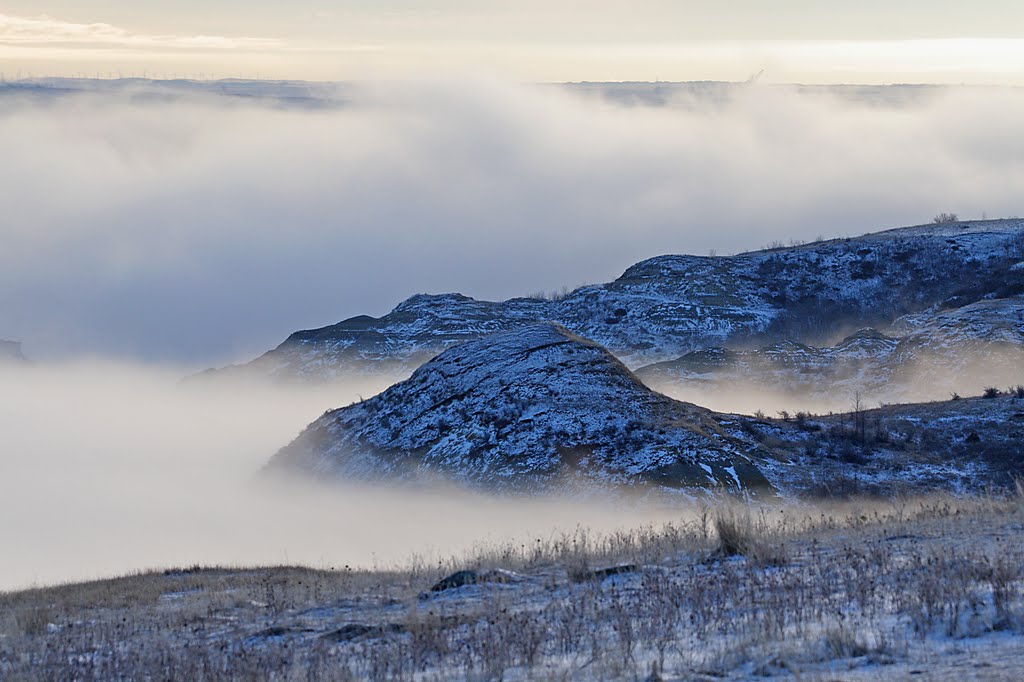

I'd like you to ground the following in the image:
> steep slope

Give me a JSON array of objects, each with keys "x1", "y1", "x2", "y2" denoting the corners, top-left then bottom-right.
[
  {"x1": 268, "y1": 323, "x2": 775, "y2": 495},
  {"x1": 213, "y1": 219, "x2": 1024, "y2": 382},
  {"x1": 637, "y1": 295, "x2": 1024, "y2": 406}
]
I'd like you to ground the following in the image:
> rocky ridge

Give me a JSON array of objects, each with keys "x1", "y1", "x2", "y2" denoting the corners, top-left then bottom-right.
[{"x1": 214, "y1": 219, "x2": 1024, "y2": 383}]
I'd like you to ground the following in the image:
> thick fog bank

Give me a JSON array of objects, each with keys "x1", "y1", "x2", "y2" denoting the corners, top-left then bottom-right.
[
  {"x1": 0, "y1": 364, "x2": 681, "y2": 591},
  {"x1": 2, "y1": 81, "x2": 1023, "y2": 363}
]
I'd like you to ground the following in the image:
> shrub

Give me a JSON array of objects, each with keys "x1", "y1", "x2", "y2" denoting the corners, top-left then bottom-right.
[
  {"x1": 16, "y1": 606, "x2": 52, "y2": 636},
  {"x1": 714, "y1": 511, "x2": 754, "y2": 557},
  {"x1": 933, "y1": 212, "x2": 959, "y2": 224},
  {"x1": 983, "y1": 387, "x2": 1003, "y2": 399},
  {"x1": 713, "y1": 511, "x2": 787, "y2": 566},
  {"x1": 839, "y1": 442, "x2": 869, "y2": 465},
  {"x1": 795, "y1": 411, "x2": 821, "y2": 432},
  {"x1": 1012, "y1": 385, "x2": 1024, "y2": 399}
]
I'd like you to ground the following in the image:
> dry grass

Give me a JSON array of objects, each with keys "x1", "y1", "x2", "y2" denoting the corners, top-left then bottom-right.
[
  {"x1": 713, "y1": 510, "x2": 788, "y2": 567},
  {"x1": 2, "y1": 493, "x2": 1024, "y2": 680}
]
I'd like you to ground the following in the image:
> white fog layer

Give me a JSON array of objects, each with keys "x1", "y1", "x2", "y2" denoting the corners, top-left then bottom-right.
[
  {"x1": 2, "y1": 81, "x2": 1024, "y2": 363},
  {"x1": 0, "y1": 364, "x2": 681, "y2": 591}
]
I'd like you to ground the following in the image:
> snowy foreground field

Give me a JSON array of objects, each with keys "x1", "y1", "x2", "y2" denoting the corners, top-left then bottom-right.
[{"x1": 3, "y1": 493, "x2": 1024, "y2": 680}]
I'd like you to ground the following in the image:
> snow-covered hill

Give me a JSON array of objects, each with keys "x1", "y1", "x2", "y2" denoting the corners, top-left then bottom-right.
[
  {"x1": 267, "y1": 323, "x2": 775, "y2": 495},
  {"x1": 268, "y1": 322, "x2": 1024, "y2": 497},
  {"x1": 212, "y1": 219, "x2": 1024, "y2": 383}
]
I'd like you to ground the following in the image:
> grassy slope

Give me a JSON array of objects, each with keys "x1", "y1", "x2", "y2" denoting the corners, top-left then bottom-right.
[
  {"x1": 743, "y1": 393, "x2": 1024, "y2": 498},
  {"x1": 3, "y1": 494, "x2": 1024, "y2": 680}
]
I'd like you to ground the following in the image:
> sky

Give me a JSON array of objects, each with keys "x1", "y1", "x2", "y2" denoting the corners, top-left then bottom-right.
[{"x1": 2, "y1": 2, "x2": 1024, "y2": 82}]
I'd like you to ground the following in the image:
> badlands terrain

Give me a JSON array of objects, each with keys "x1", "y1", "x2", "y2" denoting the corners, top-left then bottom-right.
[{"x1": 4, "y1": 218, "x2": 1024, "y2": 680}]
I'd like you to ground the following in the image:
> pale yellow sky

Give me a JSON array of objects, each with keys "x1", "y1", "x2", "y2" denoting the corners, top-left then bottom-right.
[{"x1": 1, "y1": 4, "x2": 1023, "y2": 82}]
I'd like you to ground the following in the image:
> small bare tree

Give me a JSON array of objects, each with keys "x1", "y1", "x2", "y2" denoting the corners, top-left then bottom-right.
[{"x1": 852, "y1": 391, "x2": 867, "y2": 443}]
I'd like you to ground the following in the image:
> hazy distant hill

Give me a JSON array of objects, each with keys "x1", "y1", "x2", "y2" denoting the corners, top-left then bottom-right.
[
  {"x1": 0, "y1": 78, "x2": 974, "y2": 110},
  {"x1": 0, "y1": 340, "x2": 27, "y2": 364},
  {"x1": 0, "y1": 78, "x2": 352, "y2": 109}
]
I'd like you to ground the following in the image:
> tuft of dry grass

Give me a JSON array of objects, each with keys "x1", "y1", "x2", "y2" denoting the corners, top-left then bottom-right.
[
  {"x1": 14, "y1": 605, "x2": 52, "y2": 637},
  {"x1": 713, "y1": 508, "x2": 788, "y2": 566},
  {"x1": 714, "y1": 509, "x2": 757, "y2": 557}
]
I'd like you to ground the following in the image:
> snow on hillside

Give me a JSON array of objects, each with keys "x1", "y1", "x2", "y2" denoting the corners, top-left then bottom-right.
[
  {"x1": 268, "y1": 323, "x2": 775, "y2": 495},
  {"x1": 268, "y1": 322, "x2": 1024, "y2": 498},
  {"x1": 743, "y1": 392, "x2": 1024, "y2": 497}
]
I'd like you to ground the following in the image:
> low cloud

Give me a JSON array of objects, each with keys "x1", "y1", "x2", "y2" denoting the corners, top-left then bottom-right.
[
  {"x1": 1, "y1": 80, "x2": 1023, "y2": 364},
  {"x1": 0, "y1": 363, "x2": 682, "y2": 590},
  {"x1": 0, "y1": 13, "x2": 281, "y2": 50}
]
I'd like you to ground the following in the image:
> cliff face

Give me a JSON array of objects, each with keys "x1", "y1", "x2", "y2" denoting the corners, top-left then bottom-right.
[
  {"x1": 215, "y1": 219, "x2": 1024, "y2": 383},
  {"x1": 267, "y1": 323, "x2": 775, "y2": 496}
]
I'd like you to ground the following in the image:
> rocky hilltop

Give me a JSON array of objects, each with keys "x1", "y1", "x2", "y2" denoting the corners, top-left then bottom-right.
[
  {"x1": 638, "y1": 294, "x2": 1024, "y2": 405},
  {"x1": 215, "y1": 219, "x2": 1024, "y2": 383},
  {"x1": 268, "y1": 323, "x2": 775, "y2": 495}
]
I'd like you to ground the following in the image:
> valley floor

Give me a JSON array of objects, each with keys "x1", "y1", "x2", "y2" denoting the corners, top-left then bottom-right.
[{"x1": 3, "y1": 494, "x2": 1024, "y2": 680}]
